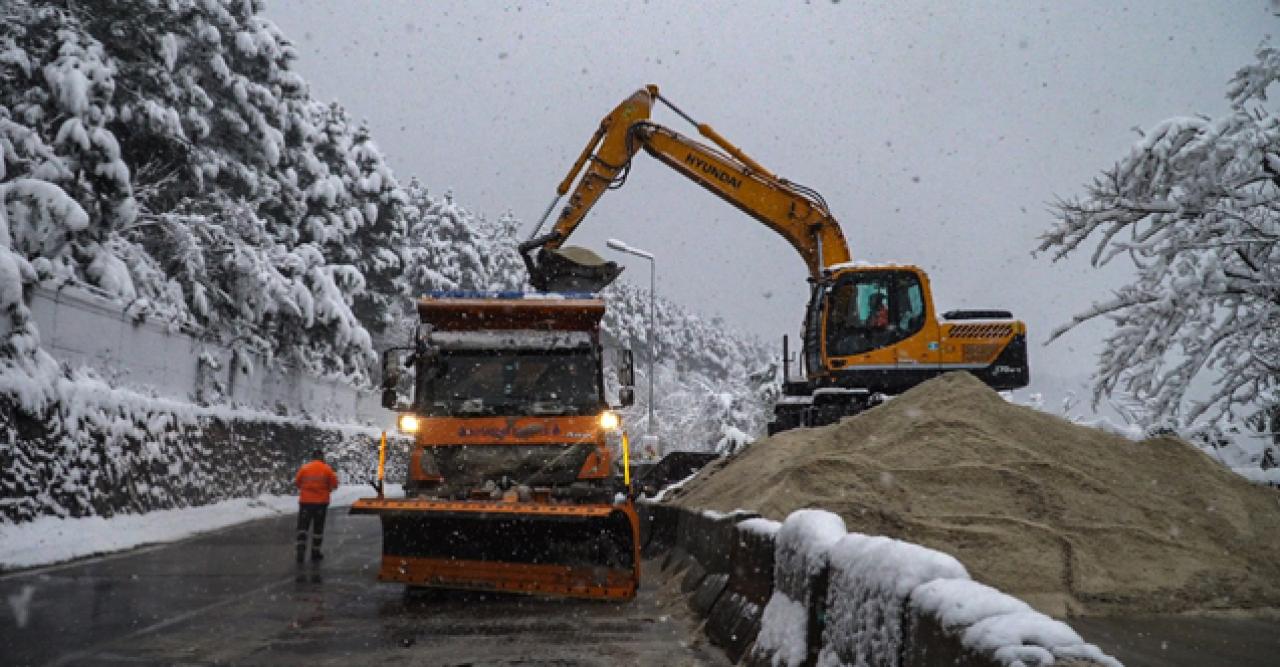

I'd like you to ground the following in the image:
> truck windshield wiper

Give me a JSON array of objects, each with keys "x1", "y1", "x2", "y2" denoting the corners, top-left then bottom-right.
[
  {"x1": 456, "y1": 398, "x2": 493, "y2": 415},
  {"x1": 529, "y1": 400, "x2": 569, "y2": 415}
]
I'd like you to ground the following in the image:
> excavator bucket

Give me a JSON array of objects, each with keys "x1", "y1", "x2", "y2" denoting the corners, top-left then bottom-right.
[
  {"x1": 523, "y1": 246, "x2": 623, "y2": 293},
  {"x1": 351, "y1": 498, "x2": 641, "y2": 600}
]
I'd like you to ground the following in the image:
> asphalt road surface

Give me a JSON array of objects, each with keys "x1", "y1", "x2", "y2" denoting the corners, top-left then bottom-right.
[
  {"x1": 4, "y1": 505, "x2": 1277, "y2": 666},
  {"x1": 0, "y1": 507, "x2": 726, "y2": 666},
  {"x1": 1071, "y1": 613, "x2": 1280, "y2": 667}
]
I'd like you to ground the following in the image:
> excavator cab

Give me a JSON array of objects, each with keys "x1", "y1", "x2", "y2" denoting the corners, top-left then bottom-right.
[
  {"x1": 820, "y1": 268, "x2": 938, "y2": 361},
  {"x1": 776, "y1": 264, "x2": 1028, "y2": 432}
]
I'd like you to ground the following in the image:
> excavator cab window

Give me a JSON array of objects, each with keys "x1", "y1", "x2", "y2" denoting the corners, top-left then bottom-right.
[{"x1": 824, "y1": 270, "x2": 926, "y2": 357}]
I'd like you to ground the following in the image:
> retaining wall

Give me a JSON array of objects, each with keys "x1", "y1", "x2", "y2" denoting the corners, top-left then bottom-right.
[
  {"x1": 2, "y1": 282, "x2": 403, "y2": 525},
  {"x1": 641, "y1": 503, "x2": 1120, "y2": 667},
  {"x1": 0, "y1": 392, "x2": 405, "y2": 524},
  {"x1": 28, "y1": 282, "x2": 382, "y2": 422}
]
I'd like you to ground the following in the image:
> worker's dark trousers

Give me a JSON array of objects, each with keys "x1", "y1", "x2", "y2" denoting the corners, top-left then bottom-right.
[{"x1": 296, "y1": 503, "x2": 329, "y2": 562}]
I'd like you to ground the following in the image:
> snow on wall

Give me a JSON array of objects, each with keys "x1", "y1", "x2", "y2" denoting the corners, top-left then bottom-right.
[{"x1": 28, "y1": 282, "x2": 383, "y2": 423}]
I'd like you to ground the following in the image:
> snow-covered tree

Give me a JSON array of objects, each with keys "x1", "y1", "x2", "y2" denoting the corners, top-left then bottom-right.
[
  {"x1": 1, "y1": 0, "x2": 412, "y2": 382},
  {"x1": 399, "y1": 181, "x2": 489, "y2": 295},
  {"x1": 601, "y1": 280, "x2": 775, "y2": 449},
  {"x1": 477, "y1": 210, "x2": 528, "y2": 292},
  {"x1": 1038, "y1": 43, "x2": 1280, "y2": 435}
]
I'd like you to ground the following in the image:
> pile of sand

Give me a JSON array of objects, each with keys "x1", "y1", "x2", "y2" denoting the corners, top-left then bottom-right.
[{"x1": 669, "y1": 372, "x2": 1280, "y2": 617}]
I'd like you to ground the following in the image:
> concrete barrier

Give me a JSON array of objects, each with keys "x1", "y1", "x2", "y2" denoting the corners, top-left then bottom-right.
[
  {"x1": 906, "y1": 578, "x2": 1121, "y2": 667},
  {"x1": 704, "y1": 517, "x2": 779, "y2": 663},
  {"x1": 747, "y1": 510, "x2": 845, "y2": 667},
  {"x1": 677, "y1": 508, "x2": 759, "y2": 577},
  {"x1": 648, "y1": 505, "x2": 1120, "y2": 667},
  {"x1": 692, "y1": 573, "x2": 730, "y2": 616},
  {"x1": 817, "y1": 533, "x2": 968, "y2": 666}
]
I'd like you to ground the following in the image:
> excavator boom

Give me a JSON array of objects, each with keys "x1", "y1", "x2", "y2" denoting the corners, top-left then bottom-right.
[
  {"x1": 522, "y1": 85, "x2": 849, "y2": 291},
  {"x1": 634, "y1": 123, "x2": 851, "y2": 274}
]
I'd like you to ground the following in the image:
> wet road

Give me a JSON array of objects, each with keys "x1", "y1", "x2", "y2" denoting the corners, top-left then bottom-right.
[
  {"x1": 0, "y1": 508, "x2": 725, "y2": 666},
  {"x1": 1072, "y1": 613, "x2": 1280, "y2": 667}
]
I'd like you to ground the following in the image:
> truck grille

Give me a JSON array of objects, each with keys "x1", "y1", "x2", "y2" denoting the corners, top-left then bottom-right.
[{"x1": 429, "y1": 443, "x2": 594, "y2": 487}]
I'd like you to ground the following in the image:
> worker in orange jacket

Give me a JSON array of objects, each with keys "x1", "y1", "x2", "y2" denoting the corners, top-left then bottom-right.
[{"x1": 294, "y1": 448, "x2": 339, "y2": 563}]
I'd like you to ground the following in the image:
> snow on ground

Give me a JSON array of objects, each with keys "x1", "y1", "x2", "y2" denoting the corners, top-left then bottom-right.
[
  {"x1": 1007, "y1": 392, "x2": 1278, "y2": 487},
  {"x1": 1231, "y1": 465, "x2": 1280, "y2": 486},
  {"x1": 0, "y1": 484, "x2": 401, "y2": 572}
]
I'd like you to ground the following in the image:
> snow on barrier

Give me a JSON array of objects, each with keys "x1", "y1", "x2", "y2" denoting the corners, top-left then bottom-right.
[
  {"x1": 907, "y1": 579, "x2": 1121, "y2": 667},
  {"x1": 817, "y1": 533, "x2": 968, "y2": 666},
  {"x1": 650, "y1": 505, "x2": 1121, "y2": 667},
  {"x1": 750, "y1": 510, "x2": 846, "y2": 666}
]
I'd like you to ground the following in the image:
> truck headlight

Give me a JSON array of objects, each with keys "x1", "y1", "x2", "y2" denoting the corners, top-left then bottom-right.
[
  {"x1": 599, "y1": 410, "x2": 620, "y2": 431},
  {"x1": 397, "y1": 413, "x2": 421, "y2": 433}
]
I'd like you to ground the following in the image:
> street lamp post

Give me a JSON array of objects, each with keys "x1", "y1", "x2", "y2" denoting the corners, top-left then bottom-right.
[{"x1": 606, "y1": 238, "x2": 657, "y2": 456}]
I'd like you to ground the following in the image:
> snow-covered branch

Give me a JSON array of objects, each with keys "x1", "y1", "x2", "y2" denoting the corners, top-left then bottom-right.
[{"x1": 1039, "y1": 44, "x2": 1280, "y2": 433}]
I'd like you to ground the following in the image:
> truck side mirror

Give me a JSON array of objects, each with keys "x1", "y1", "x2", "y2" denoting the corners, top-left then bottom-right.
[
  {"x1": 618, "y1": 386, "x2": 635, "y2": 407},
  {"x1": 381, "y1": 350, "x2": 401, "y2": 409},
  {"x1": 382, "y1": 351, "x2": 401, "y2": 389},
  {"x1": 619, "y1": 349, "x2": 635, "y2": 387}
]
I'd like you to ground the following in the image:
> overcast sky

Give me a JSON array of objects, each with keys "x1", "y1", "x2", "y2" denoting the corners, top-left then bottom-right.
[{"x1": 268, "y1": 0, "x2": 1273, "y2": 405}]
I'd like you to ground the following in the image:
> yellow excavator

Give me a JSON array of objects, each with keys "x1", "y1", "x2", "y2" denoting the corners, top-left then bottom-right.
[{"x1": 520, "y1": 85, "x2": 1029, "y2": 432}]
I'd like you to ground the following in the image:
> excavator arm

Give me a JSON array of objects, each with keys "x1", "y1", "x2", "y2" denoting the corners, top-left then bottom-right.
[{"x1": 521, "y1": 85, "x2": 851, "y2": 291}]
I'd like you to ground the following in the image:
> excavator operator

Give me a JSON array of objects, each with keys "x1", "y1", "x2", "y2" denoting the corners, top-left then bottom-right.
[{"x1": 868, "y1": 293, "x2": 890, "y2": 329}]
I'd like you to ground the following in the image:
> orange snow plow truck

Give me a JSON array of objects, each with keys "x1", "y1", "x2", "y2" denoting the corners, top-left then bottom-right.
[{"x1": 351, "y1": 292, "x2": 641, "y2": 600}]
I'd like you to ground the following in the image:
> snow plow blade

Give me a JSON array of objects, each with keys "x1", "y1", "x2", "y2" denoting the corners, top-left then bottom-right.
[{"x1": 350, "y1": 497, "x2": 640, "y2": 600}]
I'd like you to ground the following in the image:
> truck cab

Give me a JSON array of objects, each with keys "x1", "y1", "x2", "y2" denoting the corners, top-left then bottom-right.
[{"x1": 386, "y1": 294, "x2": 633, "y2": 502}]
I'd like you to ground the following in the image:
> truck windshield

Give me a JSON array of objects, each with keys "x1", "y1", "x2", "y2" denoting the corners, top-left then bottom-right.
[{"x1": 415, "y1": 350, "x2": 603, "y2": 416}]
